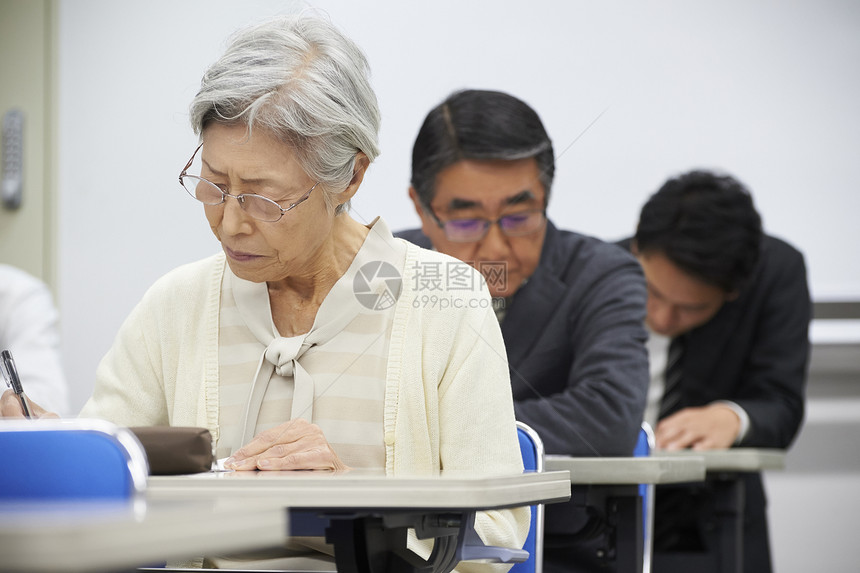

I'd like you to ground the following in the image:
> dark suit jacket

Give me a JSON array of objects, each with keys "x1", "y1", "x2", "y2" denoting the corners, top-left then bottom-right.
[
  {"x1": 398, "y1": 222, "x2": 650, "y2": 545},
  {"x1": 621, "y1": 234, "x2": 811, "y2": 572},
  {"x1": 621, "y1": 234, "x2": 810, "y2": 448}
]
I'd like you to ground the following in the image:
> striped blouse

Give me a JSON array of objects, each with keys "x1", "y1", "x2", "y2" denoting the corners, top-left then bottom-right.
[{"x1": 215, "y1": 218, "x2": 406, "y2": 468}]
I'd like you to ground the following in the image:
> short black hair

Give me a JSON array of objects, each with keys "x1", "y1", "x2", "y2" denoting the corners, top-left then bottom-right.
[
  {"x1": 635, "y1": 170, "x2": 763, "y2": 293},
  {"x1": 410, "y1": 89, "x2": 554, "y2": 206}
]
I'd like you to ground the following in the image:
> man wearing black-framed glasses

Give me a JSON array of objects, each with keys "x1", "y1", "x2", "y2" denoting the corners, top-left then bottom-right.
[{"x1": 396, "y1": 89, "x2": 650, "y2": 573}]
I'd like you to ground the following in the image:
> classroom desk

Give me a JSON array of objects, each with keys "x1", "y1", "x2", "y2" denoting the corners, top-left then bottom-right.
[
  {"x1": 0, "y1": 498, "x2": 287, "y2": 573},
  {"x1": 544, "y1": 455, "x2": 706, "y2": 485},
  {"x1": 654, "y1": 448, "x2": 786, "y2": 573},
  {"x1": 148, "y1": 469, "x2": 572, "y2": 573},
  {"x1": 660, "y1": 447, "x2": 785, "y2": 473},
  {"x1": 543, "y1": 455, "x2": 707, "y2": 573}
]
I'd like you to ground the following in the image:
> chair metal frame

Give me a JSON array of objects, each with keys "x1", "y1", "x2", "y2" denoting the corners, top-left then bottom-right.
[
  {"x1": 513, "y1": 421, "x2": 546, "y2": 573},
  {"x1": 636, "y1": 421, "x2": 657, "y2": 573}
]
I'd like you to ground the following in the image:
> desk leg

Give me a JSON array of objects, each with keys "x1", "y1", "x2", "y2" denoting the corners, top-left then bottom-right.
[
  {"x1": 609, "y1": 495, "x2": 644, "y2": 573},
  {"x1": 322, "y1": 510, "x2": 526, "y2": 573},
  {"x1": 712, "y1": 475, "x2": 745, "y2": 573},
  {"x1": 325, "y1": 513, "x2": 464, "y2": 573},
  {"x1": 578, "y1": 485, "x2": 644, "y2": 573},
  {"x1": 326, "y1": 516, "x2": 429, "y2": 573}
]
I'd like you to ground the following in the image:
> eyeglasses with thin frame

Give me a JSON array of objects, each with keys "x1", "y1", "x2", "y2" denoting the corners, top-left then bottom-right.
[
  {"x1": 423, "y1": 204, "x2": 547, "y2": 243},
  {"x1": 179, "y1": 142, "x2": 319, "y2": 223}
]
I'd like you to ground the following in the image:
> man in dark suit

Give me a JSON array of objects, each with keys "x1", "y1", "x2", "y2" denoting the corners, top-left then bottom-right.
[
  {"x1": 397, "y1": 89, "x2": 650, "y2": 572},
  {"x1": 624, "y1": 170, "x2": 811, "y2": 572}
]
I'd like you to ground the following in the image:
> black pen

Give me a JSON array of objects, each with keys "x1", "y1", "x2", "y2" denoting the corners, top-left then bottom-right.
[{"x1": 1, "y1": 349, "x2": 33, "y2": 418}]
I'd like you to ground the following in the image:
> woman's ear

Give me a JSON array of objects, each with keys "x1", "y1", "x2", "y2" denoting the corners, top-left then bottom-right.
[{"x1": 338, "y1": 152, "x2": 370, "y2": 205}]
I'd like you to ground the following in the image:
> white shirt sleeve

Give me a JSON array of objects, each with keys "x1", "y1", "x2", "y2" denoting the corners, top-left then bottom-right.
[
  {"x1": 0, "y1": 266, "x2": 69, "y2": 415},
  {"x1": 713, "y1": 399, "x2": 751, "y2": 444}
]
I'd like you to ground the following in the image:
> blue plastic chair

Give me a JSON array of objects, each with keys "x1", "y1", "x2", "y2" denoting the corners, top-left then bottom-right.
[
  {"x1": 634, "y1": 422, "x2": 656, "y2": 573},
  {"x1": 512, "y1": 421, "x2": 545, "y2": 573},
  {"x1": 0, "y1": 418, "x2": 148, "y2": 501},
  {"x1": 456, "y1": 421, "x2": 543, "y2": 570}
]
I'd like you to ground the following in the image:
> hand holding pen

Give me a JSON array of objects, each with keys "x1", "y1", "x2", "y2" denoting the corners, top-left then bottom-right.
[
  {"x1": 1, "y1": 350, "x2": 32, "y2": 418},
  {"x1": 1, "y1": 349, "x2": 59, "y2": 419}
]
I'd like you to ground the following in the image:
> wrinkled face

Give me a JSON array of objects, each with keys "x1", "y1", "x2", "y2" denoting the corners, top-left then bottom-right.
[
  {"x1": 199, "y1": 123, "x2": 334, "y2": 284},
  {"x1": 412, "y1": 159, "x2": 547, "y2": 298},
  {"x1": 637, "y1": 251, "x2": 730, "y2": 338}
]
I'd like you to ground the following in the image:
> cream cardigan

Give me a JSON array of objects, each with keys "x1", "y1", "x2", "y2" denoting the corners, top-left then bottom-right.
[{"x1": 82, "y1": 240, "x2": 528, "y2": 572}]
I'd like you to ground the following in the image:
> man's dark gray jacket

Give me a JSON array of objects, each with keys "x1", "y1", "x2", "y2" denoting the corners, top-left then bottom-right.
[{"x1": 397, "y1": 221, "x2": 650, "y2": 540}]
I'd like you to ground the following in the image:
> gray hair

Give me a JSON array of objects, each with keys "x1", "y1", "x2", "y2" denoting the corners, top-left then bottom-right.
[{"x1": 189, "y1": 15, "x2": 381, "y2": 213}]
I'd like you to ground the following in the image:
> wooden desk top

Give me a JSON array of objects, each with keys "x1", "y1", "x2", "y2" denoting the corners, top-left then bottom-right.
[
  {"x1": 658, "y1": 448, "x2": 786, "y2": 472},
  {"x1": 148, "y1": 469, "x2": 572, "y2": 510},
  {"x1": 0, "y1": 498, "x2": 286, "y2": 573},
  {"x1": 543, "y1": 455, "x2": 706, "y2": 485}
]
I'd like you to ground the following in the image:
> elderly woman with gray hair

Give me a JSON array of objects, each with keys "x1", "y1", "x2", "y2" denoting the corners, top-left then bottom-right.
[{"x1": 2, "y1": 14, "x2": 527, "y2": 572}]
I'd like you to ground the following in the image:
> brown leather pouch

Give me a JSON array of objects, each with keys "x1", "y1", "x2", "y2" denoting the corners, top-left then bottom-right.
[{"x1": 129, "y1": 426, "x2": 213, "y2": 475}]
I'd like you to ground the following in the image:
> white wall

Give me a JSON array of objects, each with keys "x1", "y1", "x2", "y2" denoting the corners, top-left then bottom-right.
[
  {"x1": 58, "y1": 0, "x2": 860, "y2": 412},
  {"x1": 55, "y1": 1, "x2": 860, "y2": 570},
  {"x1": 765, "y1": 386, "x2": 860, "y2": 573}
]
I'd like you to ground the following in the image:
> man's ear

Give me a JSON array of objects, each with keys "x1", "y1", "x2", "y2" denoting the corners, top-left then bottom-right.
[
  {"x1": 408, "y1": 186, "x2": 438, "y2": 240},
  {"x1": 630, "y1": 239, "x2": 639, "y2": 257},
  {"x1": 408, "y1": 186, "x2": 425, "y2": 219}
]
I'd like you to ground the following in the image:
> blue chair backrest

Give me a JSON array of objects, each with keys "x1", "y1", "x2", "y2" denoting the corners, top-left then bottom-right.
[
  {"x1": 513, "y1": 421, "x2": 545, "y2": 573},
  {"x1": 0, "y1": 418, "x2": 148, "y2": 501}
]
